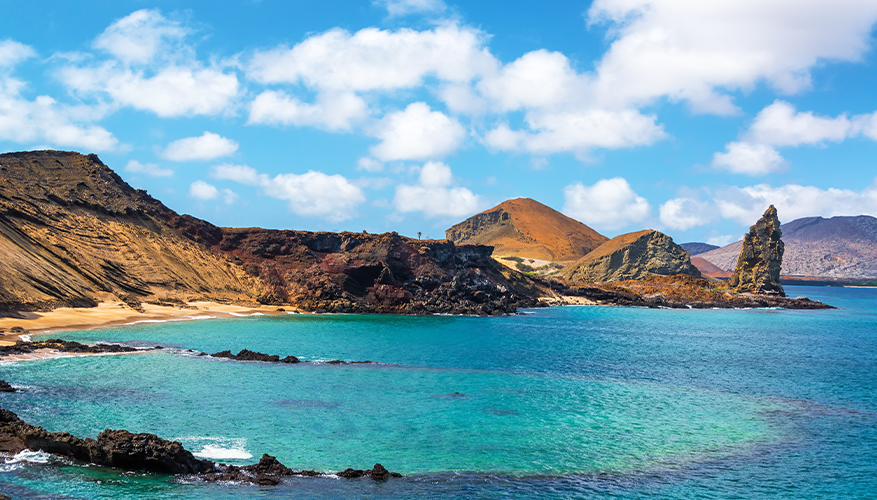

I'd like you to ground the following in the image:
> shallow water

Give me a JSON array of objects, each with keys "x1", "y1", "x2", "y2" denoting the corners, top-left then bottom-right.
[{"x1": 0, "y1": 285, "x2": 874, "y2": 498}]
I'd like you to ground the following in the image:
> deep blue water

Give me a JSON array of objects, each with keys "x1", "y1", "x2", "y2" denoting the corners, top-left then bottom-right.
[{"x1": 0, "y1": 285, "x2": 874, "y2": 499}]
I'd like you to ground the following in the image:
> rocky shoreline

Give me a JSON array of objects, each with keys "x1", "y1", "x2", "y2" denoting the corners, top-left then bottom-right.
[{"x1": 0, "y1": 407, "x2": 400, "y2": 485}]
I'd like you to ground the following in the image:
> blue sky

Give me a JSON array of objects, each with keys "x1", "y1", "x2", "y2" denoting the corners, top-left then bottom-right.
[{"x1": 2, "y1": 0, "x2": 877, "y2": 244}]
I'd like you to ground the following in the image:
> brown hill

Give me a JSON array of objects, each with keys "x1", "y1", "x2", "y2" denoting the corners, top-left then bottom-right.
[
  {"x1": 690, "y1": 256, "x2": 732, "y2": 278},
  {"x1": 445, "y1": 198, "x2": 607, "y2": 262},
  {"x1": 0, "y1": 151, "x2": 540, "y2": 316},
  {"x1": 559, "y1": 230, "x2": 701, "y2": 283}
]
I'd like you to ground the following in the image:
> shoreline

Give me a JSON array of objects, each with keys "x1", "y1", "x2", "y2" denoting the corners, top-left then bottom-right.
[{"x1": 0, "y1": 301, "x2": 298, "y2": 345}]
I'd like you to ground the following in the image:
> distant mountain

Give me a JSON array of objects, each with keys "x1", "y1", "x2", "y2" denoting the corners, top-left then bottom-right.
[
  {"x1": 697, "y1": 215, "x2": 877, "y2": 278},
  {"x1": 445, "y1": 198, "x2": 608, "y2": 262},
  {"x1": 679, "y1": 242, "x2": 719, "y2": 256},
  {"x1": 560, "y1": 229, "x2": 701, "y2": 283}
]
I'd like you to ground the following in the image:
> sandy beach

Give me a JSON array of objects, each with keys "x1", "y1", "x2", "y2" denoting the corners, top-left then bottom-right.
[{"x1": 0, "y1": 300, "x2": 297, "y2": 346}]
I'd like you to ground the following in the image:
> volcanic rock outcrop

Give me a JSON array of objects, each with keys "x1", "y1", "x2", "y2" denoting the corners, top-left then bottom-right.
[
  {"x1": 727, "y1": 206, "x2": 785, "y2": 296},
  {"x1": 445, "y1": 198, "x2": 607, "y2": 262},
  {"x1": 559, "y1": 230, "x2": 701, "y2": 283},
  {"x1": 0, "y1": 151, "x2": 541, "y2": 316},
  {"x1": 0, "y1": 407, "x2": 401, "y2": 484}
]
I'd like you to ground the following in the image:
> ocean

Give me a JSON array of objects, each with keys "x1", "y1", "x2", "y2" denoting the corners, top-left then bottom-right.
[{"x1": 0, "y1": 285, "x2": 874, "y2": 499}]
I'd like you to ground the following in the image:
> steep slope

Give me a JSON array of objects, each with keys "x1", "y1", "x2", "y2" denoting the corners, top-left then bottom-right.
[
  {"x1": 0, "y1": 151, "x2": 260, "y2": 312},
  {"x1": 559, "y1": 230, "x2": 701, "y2": 283},
  {"x1": 698, "y1": 215, "x2": 877, "y2": 278},
  {"x1": 679, "y1": 242, "x2": 718, "y2": 256},
  {"x1": 445, "y1": 198, "x2": 607, "y2": 262},
  {"x1": 690, "y1": 256, "x2": 731, "y2": 278}
]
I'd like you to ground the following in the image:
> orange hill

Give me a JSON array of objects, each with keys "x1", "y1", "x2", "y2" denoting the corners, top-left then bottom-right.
[{"x1": 445, "y1": 198, "x2": 607, "y2": 262}]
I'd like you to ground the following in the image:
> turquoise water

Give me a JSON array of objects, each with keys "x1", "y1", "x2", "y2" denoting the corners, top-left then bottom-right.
[{"x1": 0, "y1": 285, "x2": 875, "y2": 498}]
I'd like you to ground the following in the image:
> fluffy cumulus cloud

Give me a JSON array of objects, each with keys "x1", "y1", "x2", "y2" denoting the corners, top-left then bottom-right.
[
  {"x1": 714, "y1": 180, "x2": 877, "y2": 224},
  {"x1": 587, "y1": 0, "x2": 877, "y2": 113},
  {"x1": 394, "y1": 161, "x2": 482, "y2": 217},
  {"x1": 249, "y1": 24, "x2": 494, "y2": 91},
  {"x1": 161, "y1": 132, "x2": 238, "y2": 161},
  {"x1": 247, "y1": 90, "x2": 368, "y2": 131},
  {"x1": 562, "y1": 178, "x2": 651, "y2": 231},
  {"x1": 124, "y1": 159, "x2": 173, "y2": 177},
  {"x1": 189, "y1": 180, "x2": 237, "y2": 204},
  {"x1": 712, "y1": 101, "x2": 870, "y2": 175},
  {"x1": 0, "y1": 79, "x2": 118, "y2": 151},
  {"x1": 210, "y1": 163, "x2": 365, "y2": 221},
  {"x1": 485, "y1": 109, "x2": 666, "y2": 157},
  {"x1": 712, "y1": 142, "x2": 787, "y2": 176},
  {"x1": 91, "y1": 8, "x2": 188, "y2": 64},
  {"x1": 375, "y1": 0, "x2": 447, "y2": 17},
  {"x1": 658, "y1": 197, "x2": 716, "y2": 230},
  {"x1": 59, "y1": 10, "x2": 240, "y2": 118},
  {"x1": 370, "y1": 102, "x2": 465, "y2": 161}
]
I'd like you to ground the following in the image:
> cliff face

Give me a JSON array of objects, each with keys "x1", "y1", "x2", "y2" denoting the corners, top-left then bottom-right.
[
  {"x1": 186, "y1": 226, "x2": 541, "y2": 315},
  {"x1": 727, "y1": 206, "x2": 785, "y2": 296},
  {"x1": 445, "y1": 198, "x2": 607, "y2": 262},
  {"x1": 0, "y1": 151, "x2": 260, "y2": 312},
  {"x1": 559, "y1": 230, "x2": 701, "y2": 283},
  {"x1": 0, "y1": 151, "x2": 539, "y2": 316}
]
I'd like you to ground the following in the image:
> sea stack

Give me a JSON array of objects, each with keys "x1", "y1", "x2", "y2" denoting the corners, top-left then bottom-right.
[{"x1": 727, "y1": 205, "x2": 785, "y2": 296}]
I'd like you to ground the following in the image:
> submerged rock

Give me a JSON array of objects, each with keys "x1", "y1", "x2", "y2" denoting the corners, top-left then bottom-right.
[
  {"x1": 0, "y1": 381, "x2": 15, "y2": 393},
  {"x1": 336, "y1": 463, "x2": 402, "y2": 480},
  {"x1": 727, "y1": 206, "x2": 785, "y2": 296}
]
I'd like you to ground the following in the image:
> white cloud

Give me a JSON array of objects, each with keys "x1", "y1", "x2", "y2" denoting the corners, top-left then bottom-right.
[
  {"x1": 485, "y1": 109, "x2": 666, "y2": 156},
  {"x1": 247, "y1": 90, "x2": 368, "y2": 131},
  {"x1": 745, "y1": 101, "x2": 853, "y2": 146},
  {"x1": 0, "y1": 80, "x2": 118, "y2": 151},
  {"x1": 476, "y1": 50, "x2": 586, "y2": 112},
  {"x1": 189, "y1": 180, "x2": 219, "y2": 200},
  {"x1": 563, "y1": 178, "x2": 651, "y2": 230},
  {"x1": 375, "y1": 0, "x2": 447, "y2": 17},
  {"x1": 712, "y1": 142, "x2": 787, "y2": 176},
  {"x1": 124, "y1": 159, "x2": 173, "y2": 177},
  {"x1": 394, "y1": 161, "x2": 482, "y2": 217},
  {"x1": 248, "y1": 24, "x2": 495, "y2": 91},
  {"x1": 61, "y1": 64, "x2": 240, "y2": 118},
  {"x1": 210, "y1": 163, "x2": 262, "y2": 185},
  {"x1": 855, "y1": 112, "x2": 877, "y2": 140},
  {"x1": 264, "y1": 171, "x2": 366, "y2": 222},
  {"x1": 714, "y1": 180, "x2": 877, "y2": 225},
  {"x1": 712, "y1": 101, "x2": 864, "y2": 175},
  {"x1": 210, "y1": 163, "x2": 365, "y2": 221},
  {"x1": 370, "y1": 102, "x2": 465, "y2": 161},
  {"x1": 92, "y1": 9, "x2": 187, "y2": 64},
  {"x1": 0, "y1": 40, "x2": 36, "y2": 67},
  {"x1": 161, "y1": 132, "x2": 238, "y2": 161},
  {"x1": 659, "y1": 197, "x2": 716, "y2": 230},
  {"x1": 59, "y1": 10, "x2": 239, "y2": 118},
  {"x1": 587, "y1": 0, "x2": 877, "y2": 113}
]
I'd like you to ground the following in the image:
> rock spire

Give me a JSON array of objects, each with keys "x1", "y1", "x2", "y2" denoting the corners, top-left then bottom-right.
[{"x1": 727, "y1": 205, "x2": 785, "y2": 296}]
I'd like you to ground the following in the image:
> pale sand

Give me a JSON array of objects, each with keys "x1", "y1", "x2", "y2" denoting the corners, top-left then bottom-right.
[{"x1": 0, "y1": 301, "x2": 299, "y2": 346}]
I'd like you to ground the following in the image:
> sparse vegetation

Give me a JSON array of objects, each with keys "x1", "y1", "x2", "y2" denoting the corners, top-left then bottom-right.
[
  {"x1": 504, "y1": 256, "x2": 524, "y2": 263},
  {"x1": 515, "y1": 262, "x2": 535, "y2": 273}
]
